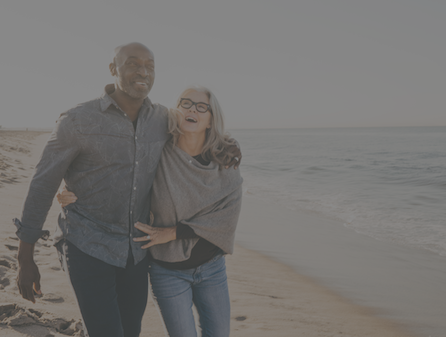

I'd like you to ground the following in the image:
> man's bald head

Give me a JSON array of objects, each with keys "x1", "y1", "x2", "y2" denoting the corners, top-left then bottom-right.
[{"x1": 112, "y1": 42, "x2": 154, "y2": 66}]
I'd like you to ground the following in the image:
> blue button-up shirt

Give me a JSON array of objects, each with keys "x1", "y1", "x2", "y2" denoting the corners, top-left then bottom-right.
[{"x1": 14, "y1": 84, "x2": 170, "y2": 267}]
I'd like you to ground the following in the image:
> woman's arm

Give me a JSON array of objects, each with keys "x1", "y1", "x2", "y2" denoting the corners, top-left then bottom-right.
[{"x1": 57, "y1": 190, "x2": 200, "y2": 248}]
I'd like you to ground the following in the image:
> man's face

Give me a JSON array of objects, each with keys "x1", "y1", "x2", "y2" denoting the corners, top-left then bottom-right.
[{"x1": 111, "y1": 45, "x2": 155, "y2": 99}]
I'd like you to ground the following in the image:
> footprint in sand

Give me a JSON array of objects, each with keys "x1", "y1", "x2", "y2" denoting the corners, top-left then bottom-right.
[
  {"x1": 0, "y1": 254, "x2": 16, "y2": 266},
  {"x1": 0, "y1": 260, "x2": 11, "y2": 268},
  {"x1": 0, "y1": 259, "x2": 14, "y2": 269},
  {"x1": 42, "y1": 293, "x2": 65, "y2": 303},
  {"x1": 0, "y1": 266, "x2": 12, "y2": 288},
  {"x1": 0, "y1": 256, "x2": 18, "y2": 290},
  {"x1": 4, "y1": 244, "x2": 18, "y2": 251},
  {"x1": 0, "y1": 304, "x2": 85, "y2": 336}
]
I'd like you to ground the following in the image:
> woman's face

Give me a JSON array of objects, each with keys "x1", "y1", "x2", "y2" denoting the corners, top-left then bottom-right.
[{"x1": 178, "y1": 91, "x2": 212, "y2": 136}]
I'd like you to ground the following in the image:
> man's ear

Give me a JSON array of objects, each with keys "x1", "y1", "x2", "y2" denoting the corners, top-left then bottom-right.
[{"x1": 109, "y1": 62, "x2": 117, "y2": 76}]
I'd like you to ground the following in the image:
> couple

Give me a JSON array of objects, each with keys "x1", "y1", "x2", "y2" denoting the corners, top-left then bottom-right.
[{"x1": 14, "y1": 42, "x2": 243, "y2": 337}]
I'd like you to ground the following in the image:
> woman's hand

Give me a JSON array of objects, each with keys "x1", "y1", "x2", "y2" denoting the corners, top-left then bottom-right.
[
  {"x1": 133, "y1": 222, "x2": 177, "y2": 249},
  {"x1": 56, "y1": 187, "x2": 77, "y2": 207}
]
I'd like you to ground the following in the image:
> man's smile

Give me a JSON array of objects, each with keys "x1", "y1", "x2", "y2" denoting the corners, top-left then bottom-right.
[{"x1": 134, "y1": 81, "x2": 148, "y2": 88}]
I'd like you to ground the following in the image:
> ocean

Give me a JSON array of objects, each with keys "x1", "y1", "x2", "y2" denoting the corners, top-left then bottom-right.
[{"x1": 230, "y1": 126, "x2": 446, "y2": 257}]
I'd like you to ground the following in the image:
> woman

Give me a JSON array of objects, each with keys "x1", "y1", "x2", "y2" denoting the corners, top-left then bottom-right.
[{"x1": 59, "y1": 85, "x2": 243, "y2": 337}]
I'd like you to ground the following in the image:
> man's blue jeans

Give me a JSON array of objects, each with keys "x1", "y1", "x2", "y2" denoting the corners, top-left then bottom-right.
[
  {"x1": 149, "y1": 254, "x2": 230, "y2": 337},
  {"x1": 56, "y1": 240, "x2": 148, "y2": 337}
]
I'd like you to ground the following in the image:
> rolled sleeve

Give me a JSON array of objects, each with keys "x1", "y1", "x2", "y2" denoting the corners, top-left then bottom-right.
[
  {"x1": 17, "y1": 112, "x2": 81, "y2": 242},
  {"x1": 13, "y1": 218, "x2": 50, "y2": 243}
]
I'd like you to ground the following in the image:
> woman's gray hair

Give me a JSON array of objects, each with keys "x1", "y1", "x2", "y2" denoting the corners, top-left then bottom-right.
[{"x1": 168, "y1": 85, "x2": 236, "y2": 167}]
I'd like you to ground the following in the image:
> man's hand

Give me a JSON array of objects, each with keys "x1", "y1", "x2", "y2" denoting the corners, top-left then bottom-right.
[
  {"x1": 133, "y1": 222, "x2": 177, "y2": 249},
  {"x1": 225, "y1": 143, "x2": 242, "y2": 169},
  {"x1": 17, "y1": 241, "x2": 41, "y2": 303}
]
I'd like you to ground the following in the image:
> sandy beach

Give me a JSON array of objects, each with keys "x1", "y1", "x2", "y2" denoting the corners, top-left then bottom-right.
[{"x1": 0, "y1": 130, "x2": 417, "y2": 337}]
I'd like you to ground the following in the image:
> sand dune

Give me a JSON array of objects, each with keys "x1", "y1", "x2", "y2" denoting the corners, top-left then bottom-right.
[{"x1": 0, "y1": 130, "x2": 415, "y2": 336}]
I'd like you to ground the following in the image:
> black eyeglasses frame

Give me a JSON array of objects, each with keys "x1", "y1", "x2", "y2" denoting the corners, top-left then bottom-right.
[{"x1": 178, "y1": 98, "x2": 212, "y2": 114}]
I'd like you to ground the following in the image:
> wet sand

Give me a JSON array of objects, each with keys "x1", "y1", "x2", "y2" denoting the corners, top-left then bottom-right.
[{"x1": 237, "y1": 194, "x2": 446, "y2": 337}]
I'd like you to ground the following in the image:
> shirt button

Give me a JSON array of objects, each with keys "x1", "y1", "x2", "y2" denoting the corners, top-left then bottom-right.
[
  {"x1": 134, "y1": 187, "x2": 137, "y2": 190},
  {"x1": 130, "y1": 211, "x2": 133, "y2": 214},
  {"x1": 124, "y1": 113, "x2": 127, "y2": 117},
  {"x1": 136, "y1": 161, "x2": 139, "y2": 165},
  {"x1": 189, "y1": 160, "x2": 192, "y2": 163},
  {"x1": 135, "y1": 136, "x2": 138, "y2": 140}
]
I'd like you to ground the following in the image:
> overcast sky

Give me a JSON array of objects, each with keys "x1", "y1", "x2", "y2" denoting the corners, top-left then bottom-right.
[{"x1": 1, "y1": 0, "x2": 445, "y2": 129}]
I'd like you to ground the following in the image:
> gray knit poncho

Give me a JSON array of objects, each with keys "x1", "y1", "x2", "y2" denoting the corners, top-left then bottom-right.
[{"x1": 148, "y1": 143, "x2": 243, "y2": 263}]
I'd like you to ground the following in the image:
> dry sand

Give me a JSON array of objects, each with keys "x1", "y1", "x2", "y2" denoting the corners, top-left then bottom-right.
[{"x1": 0, "y1": 130, "x2": 416, "y2": 336}]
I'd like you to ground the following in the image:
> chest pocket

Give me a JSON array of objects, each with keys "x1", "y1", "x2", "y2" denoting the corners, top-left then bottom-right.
[{"x1": 75, "y1": 122, "x2": 135, "y2": 169}]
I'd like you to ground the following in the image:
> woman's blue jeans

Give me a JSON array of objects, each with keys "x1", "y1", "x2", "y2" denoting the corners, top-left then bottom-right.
[{"x1": 149, "y1": 254, "x2": 230, "y2": 337}]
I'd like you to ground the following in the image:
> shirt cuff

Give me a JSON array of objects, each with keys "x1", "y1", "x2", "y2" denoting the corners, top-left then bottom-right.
[
  {"x1": 176, "y1": 224, "x2": 199, "y2": 240},
  {"x1": 13, "y1": 218, "x2": 50, "y2": 243}
]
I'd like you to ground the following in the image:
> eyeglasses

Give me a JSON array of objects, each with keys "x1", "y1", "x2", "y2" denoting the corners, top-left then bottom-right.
[{"x1": 178, "y1": 98, "x2": 212, "y2": 113}]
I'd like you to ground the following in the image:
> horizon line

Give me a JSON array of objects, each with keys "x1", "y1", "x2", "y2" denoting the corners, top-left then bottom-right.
[{"x1": 1, "y1": 125, "x2": 445, "y2": 132}]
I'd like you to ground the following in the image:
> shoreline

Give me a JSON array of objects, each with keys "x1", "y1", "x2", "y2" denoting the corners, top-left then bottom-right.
[
  {"x1": 1, "y1": 131, "x2": 418, "y2": 336},
  {"x1": 236, "y1": 193, "x2": 446, "y2": 337}
]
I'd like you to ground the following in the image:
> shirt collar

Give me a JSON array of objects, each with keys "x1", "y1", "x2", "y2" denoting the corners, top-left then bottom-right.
[{"x1": 100, "y1": 84, "x2": 152, "y2": 112}]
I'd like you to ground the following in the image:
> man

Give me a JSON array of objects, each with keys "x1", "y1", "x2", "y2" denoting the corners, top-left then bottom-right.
[{"x1": 14, "y1": 42, "x2": 240, "y2": 337}]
